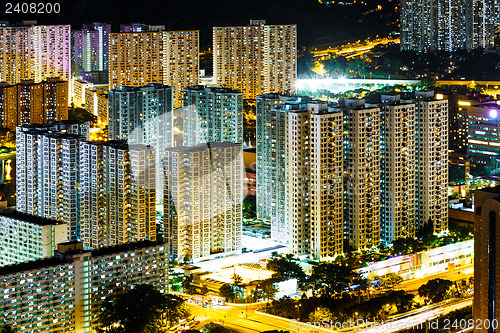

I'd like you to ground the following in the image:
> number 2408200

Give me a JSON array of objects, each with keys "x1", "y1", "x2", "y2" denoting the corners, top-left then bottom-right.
[{"x1": 5, "y1": 3, "x2": 60, "y2": 14}]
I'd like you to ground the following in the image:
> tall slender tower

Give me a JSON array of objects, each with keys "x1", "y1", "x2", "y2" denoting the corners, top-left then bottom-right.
[
  {"x1": 213, "y1": 21, "x2": 297, "y2": 99},
  {"x1": 415, "y1": 91, "x2": 448, "y2": 234},
  {"x1": 343, "y1": 100, "x2": 381, "y2": 251},
  {"x1": 288, "y1": 101, "x2": 344, "y2": 259},
  {"x1": 380, "y1": 95, "x2": 416, "y2": 245}
]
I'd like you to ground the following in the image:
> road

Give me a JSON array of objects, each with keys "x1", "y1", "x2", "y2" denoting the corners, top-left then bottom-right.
[
  {"x1": 311, "y1": 37, "x2": 400, "y2": 59},
  {"x1": 359, "y1": 298, "x2": 473, "y2": 333},
  {"x1": 189, "y1": 302, "x2": 299, "y2": 333},
  {"x1": 187, "y1": 296, "x2": 472, "y2": 333}
]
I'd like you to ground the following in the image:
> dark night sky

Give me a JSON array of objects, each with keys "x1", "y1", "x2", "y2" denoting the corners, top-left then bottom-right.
[{"x1": 0, "y1": 0, "x2": 397, "y2": 48}]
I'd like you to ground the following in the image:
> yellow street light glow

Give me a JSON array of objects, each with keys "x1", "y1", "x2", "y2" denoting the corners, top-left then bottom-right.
[
  {"x1": 436, "y1": 94, "x2": 444, "y2": 100},
  {"x1": 458, "y1": 101, "x2": 471, "y2": 106}
]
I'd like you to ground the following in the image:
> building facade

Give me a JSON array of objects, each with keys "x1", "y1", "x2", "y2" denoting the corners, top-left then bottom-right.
[
  {"x1": 401, "y1": 0, "x2": 500, "y2": 51},
  {"x1": 343, "y1": 101, "x2": 381, "y2": 251},
  {"x1": 473, "y1": 186, "x2": 500, "y2": 332},
  {"x1": 0, "y1": 78, "x2": 68, "y2": 130},
  {"x1": 183, "y1": 85, "x2": 243, "y2": 146},
  {"x1": 415, "y1": 92, "x2": 448, "y2": 234},
  {"x1": 79, "y1": 141, "x2": 156, "y2": 249},
  {"x1": 213, "y1": 20, "x2": 297, "y2": 99},
  {"x1": 288, "y1": 102, "x2": 344, "y2": 259},
  {"x1": 467, "y1": 101, "x2": 500, "y2": 169},
  {"x1": 380, "y1": 96, "x2": 417, "y2": 245},
  {"x1": 0, "y1": 22, "x2": 71, "y2": 84},
  {"x1": 108, "y1": 84, "x2": 174, "y2": 195},
  {"x1": 0, "y1": 210, "x2": 67, "y2": 266},
  {"x1": 0, "y1": 241, "x2": 166, "y2": 333},
  {"x1": 73, "y1": 23, "x2": 111, "y2": 73},
  {"x1": 109, "y1": 30, "x2": 199, "y2": 107},
  {"x1": 164, "y1": 142, "x2": 243, "y2": 262},
  {"x1": 16, "y1": 126, "x2": 85, "y2": 241}
]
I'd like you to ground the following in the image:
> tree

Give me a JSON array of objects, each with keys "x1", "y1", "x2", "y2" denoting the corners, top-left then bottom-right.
[
  {"x1": 308, "y1": 306, "x2": 335, "y2": 322},
  {"x1": 418, "y1": 278, "x2": 454, "y2": 303},
  {"x1": 310, "y1": 263, "x2": 359, "y2": 296},
  {"x1": 253, "y1": 279, "x2": 278, "y2": 301},
  {"x1": 96, "y1": 284, "x2": 179, "y2": 333},
  {"x1": 0, "y1": 325, "x2": 15, "y2": 333},
  {"x1": 231, "y1": 274, "x2": 243, "y2": 287},
  {"x1": 201, "y1": 323, "x2": 229, "y2": 333},
  {"x1": 183, "y1": 276, "x2": 195, "y2": 294},
  {"x1": 382, "y1": 273, "x2": 403, "y2": 290},
  {"x1": 267, "y1": 254, "x2": 306, "y2": 281},
  {"x1": 219, "y1": 283, "x2": 235, "y2": 302}
]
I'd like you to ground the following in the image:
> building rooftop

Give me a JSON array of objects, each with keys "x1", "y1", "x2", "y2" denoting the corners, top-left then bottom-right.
[
  {"x1": 0, "y1": 257, "x2": 71, "y2": 276},
  {"x1": 0, "y1": 209, "x2": 65, "y2": 226}
]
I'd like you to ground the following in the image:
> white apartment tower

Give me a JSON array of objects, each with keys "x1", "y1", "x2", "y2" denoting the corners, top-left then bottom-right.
[
  {"x1": 415, "y1": 92, "x2": 448, "y2": 234},
  {"x1": 16, "y1": 124, "x2": 87, "y2": 240},
  {"x1": 108, "y1": 84, "x2": 174, "y2": 196},
  {"x1": 0, "y1": 22, "x2": 71, "y2": 84},
  {"x1": 79, "y1": 141, "x2": 156, "y2": 249},
  {"x1": 343, "y1": 101, "x2": 381, "y2": 251},
  {"x1": 109, "y1": 30, "x2": 199, "y2": 107},
  {"x1": 256, "y1": 95, "x2": 308, "y2": 243},
  {"x1": 164, "y1": 142, "x2": 243, "y2": 262},
  {"x1": 380, "y1": 96, "x2": 416, "y2": 244},
  {"x1": 213, "y1": 21, "x2": 297, "y2": 100},
  {"x1": 183, "y1": 85, "x2": 243, "y2": 146}
]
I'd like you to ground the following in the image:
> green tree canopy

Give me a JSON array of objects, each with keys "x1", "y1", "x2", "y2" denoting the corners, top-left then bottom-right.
[
  {"x1": 96, "y1": 284, "x2": 187, "y2": 333},
  {"x1": 219, "y1": 283, "x2": 235, "y2": 302},
  {"x1": 267, "y1": 254, "x2": 306, "y2": 281},
  {"x1": 201, "y1": 323, "x2": 229, "y2": 333},
  {"x1": 310, "y1": 263, "x2": 360, "y2": 296},
  {"x1": 0, "y1": 325, "x2": 15, "y2": 333},
  {"x1": 418, "y1": 278, "x2": 454, "y2": 303}
]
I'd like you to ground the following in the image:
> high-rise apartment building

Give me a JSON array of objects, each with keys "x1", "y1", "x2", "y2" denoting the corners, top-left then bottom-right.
[
  {"x1": 213, "y1": 20, "x2": 297, "y2": 99},
  {"x1": 164, "y1": 142, "x2": 243, "y2": 262},
  {"x1": 0, "y1": 22, "x2": 71, "y2": 83},
  {"x1": 164, "y1": 30, "x2": 199, "y2": 108},
  {"x1": 256, "y1": 94, "x2": 308, "y2": 243},
  {"x1": 16, "y1": 127, "x2": 84, "y2": 240},
  {"x1": 256, "y1": 95, "x2": 343, "y2": 259},
  {"x1": 84, "y1": 85, "x2": 108, "y2": 125},
  {"x1": 108, "y1": 84, "x2": 174, "y2": 195},
  {"x1": 109, "y1": 29, "x2": 199, "y2": 107},
  {"x1": 380, "y1": 95, "x2": 416, "y2": 245},
  {"x1": 472, "y1": 0, "x2": 500, "y2": 49},
  {"x1": 415, "y1": 91, "x2": 448, "y2": 234},
  {"x1": 73, "y1": 23, "x2": 111, "y2": 73},
  {"x1": 342, "y1": 100, "x2": 381, "y2": 251},
  {"x1": 466, "y1": 100, "x2": 500, "y2": 168},
  {"x1": 0, "y1": 241, "x2": 166, "y2": 333},
  {"x1": 0, "y1": 210, "x2": 67, "y2": 266},
  {"x1": 473, "y1": 186, "x2": 500, "y2": 332},
  {"x1": 183, "y1": 85, "x2": 243, "y2": 146},
  {"x1": 0, "y1": 78, "x2": 68, "y2": 130},
  {"x1": 287, "y1": 101, "x2": 344, "y2": 259},
  {"x1": 79, "y1": 141, "x2": 156, "y2": 249},
  {"x1": 401, "y1": 0, "x2": 500, "y2": 51}
]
